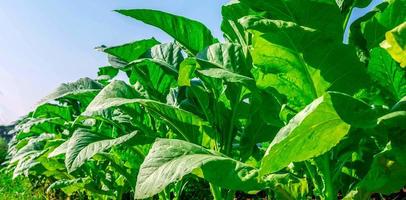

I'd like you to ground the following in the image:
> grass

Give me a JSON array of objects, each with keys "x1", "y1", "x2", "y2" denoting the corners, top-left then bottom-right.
[{"x1": 0, "y1": 169, "x2": 44, "y2": 200}]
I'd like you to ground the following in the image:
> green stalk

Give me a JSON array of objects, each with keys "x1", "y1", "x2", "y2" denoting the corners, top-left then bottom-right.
[
  {"x1": 304, "y1": 161, "x2": 321, "y2": 195},
  {"x1": 317, "y1": 155, "x2": 335, "y2": 200},
  {"x1": 209, "y1": 183, "x2": 222, "y2": 200},
  {"x1": 225, "y1": 89, "x2": 241, "y2": 155},
  {"x1": 225, "y1": 189, "x2": 235, "y2": 200},
  {"x1": 225, "y1": 106, "x2": 237, "y2": 155}
]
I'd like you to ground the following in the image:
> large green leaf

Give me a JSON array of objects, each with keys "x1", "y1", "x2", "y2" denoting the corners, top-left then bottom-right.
[
  {"x1": 116, "y1": 9, "x2": 216, "y2": 54},
  {"x1": 368, "y1": 47, "x2": 406, "y2": 101},
  {"x1": 260, "y1": 94, "x2": 350, "y2": 175},
  {"x1": 39, "y1": 77, "x2": 103, "y2": 106},
  {"x1": 361, "y1": 0, "x2": 406, "y2": 49},
  {"x1": 243, "y1": 16, "x2": 368, "y2": 110},
  {"x1": 135, "y1": 138, "x2": 264, "y2": 199},
  {"x1": 99, "y1": 38, "x2": 159, "y2": 66},
  {"x1": 65, "y1": 129, "x2": 139, "y2": 172},
  {"x1": 239, "y1": 0, "x2": 345, "y2": 38}
]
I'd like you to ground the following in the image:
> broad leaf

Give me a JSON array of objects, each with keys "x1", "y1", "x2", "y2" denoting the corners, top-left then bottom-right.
[
  {"x1": 135, "y1": 138, "x2": 264, "y2": 199},
  {"x1": 100, "y1": 38, "x2": 159, "y2": 66},
  {"x1": 243, "y1": 16, "x2": 368, "y2": 110},
  {"x1": 260, "y1": 94, "x2": 350, "y2": 175},
  {"x1": 116, "y1": 9, "x2": 216, "y2": 54}
]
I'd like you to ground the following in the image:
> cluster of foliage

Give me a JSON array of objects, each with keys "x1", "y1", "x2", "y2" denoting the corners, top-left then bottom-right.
[{"x1": 4, "y1": 0, "x2": 405, "y2": 199}]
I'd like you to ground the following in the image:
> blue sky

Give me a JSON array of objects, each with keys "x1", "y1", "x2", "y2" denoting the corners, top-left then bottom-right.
[
  {"x1": 0, "y1": 0, "x2": 382, "y2": 124},
  {"x1": 0, "y1": 0, "x2": 227, "y2": 124}
]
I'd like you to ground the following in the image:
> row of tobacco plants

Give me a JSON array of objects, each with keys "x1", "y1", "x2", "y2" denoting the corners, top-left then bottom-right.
[{"x1": 4, "y1": 0, "x2": 405, "y2": 199}]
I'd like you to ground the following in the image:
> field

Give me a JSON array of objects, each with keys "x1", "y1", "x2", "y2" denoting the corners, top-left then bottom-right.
[{"x1": 1, "y1": 0, "x2": 405, "y2": 199}]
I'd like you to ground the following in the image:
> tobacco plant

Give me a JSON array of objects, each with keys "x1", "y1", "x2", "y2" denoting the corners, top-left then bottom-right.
[{"x1": 5, "y1": 0, "x2": 405, "y2": 199}]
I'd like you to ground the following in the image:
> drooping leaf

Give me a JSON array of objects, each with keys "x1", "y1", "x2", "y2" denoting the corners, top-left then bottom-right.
[
  {"x1": 48, "y1": 140, "x2": 69, "y2": 158},
  {"x1": 65, "y1": 129, "x2": 139, "y2": 172},
  {"x1": 99, "y1": 38, "x2": 159, "y2": 64},
  {"x1": 135, "y1": 138, "x2": 264, "y2": 199},
  {"x1": 260, "y1": 94, "x2": 350, "y2": 175},
  {"x1": 39, "y1": 77, "x2": 103, "y2": 106},
  {"x1": 116, "y1": 9, "x2": 216, "y2": 54}
]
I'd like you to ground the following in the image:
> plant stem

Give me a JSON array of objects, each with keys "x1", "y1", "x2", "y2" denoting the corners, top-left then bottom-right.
[
  {"x1": 209, "y1": 183, "x2": 222, "y2": 200},
  {"x1": 304, "y1": 161, "x2": 321, "y2": 195},
  {"x1": 225, "y1": 189, "x2": 235, "y2": 200},
  {"x1": 317, "y1": 154, "x2": 335, "y2": 200}
]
